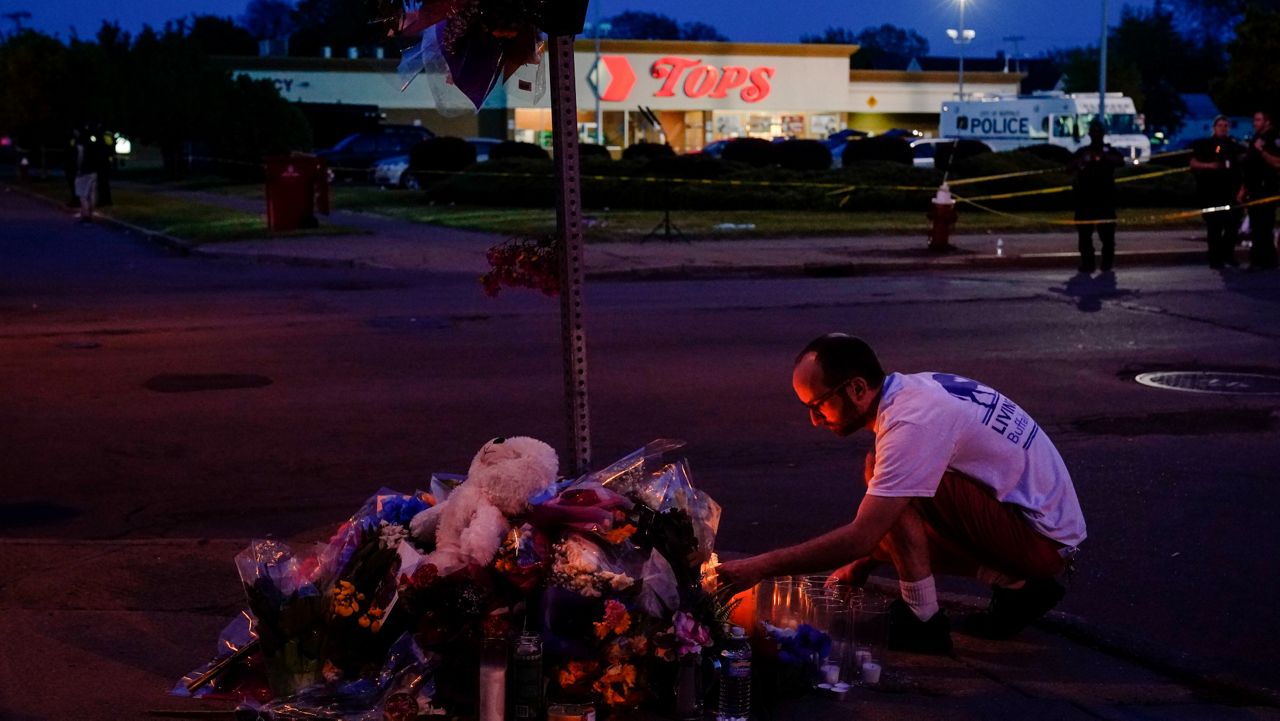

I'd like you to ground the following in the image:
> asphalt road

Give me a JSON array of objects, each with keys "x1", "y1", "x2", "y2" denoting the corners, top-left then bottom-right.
[{"x1": 3, "y1": 188, "x2": 1279, "y2": 693}]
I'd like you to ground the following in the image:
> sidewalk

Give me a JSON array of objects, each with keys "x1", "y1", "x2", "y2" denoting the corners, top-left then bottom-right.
[
  {"x1": 1, "y1": 538, "x2": 1275, "y2": 721},
  {"x1": 86, "y1": 184, "x2": 1219, "y2": 279}
]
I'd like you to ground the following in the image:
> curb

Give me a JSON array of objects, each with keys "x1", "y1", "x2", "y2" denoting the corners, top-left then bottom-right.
[
  {"x1": 585, "y1": 249, "x2": 1206, "y2": 282},
  {"x1": 6, "y1": 183, "x2": 1210, "y2": 279},
  {"x1": 4, "y1": 183, "x2": 195, "y2": 256},
  {"x1": 858, "y1": 577, "x2": 1280, "y2": 709}
]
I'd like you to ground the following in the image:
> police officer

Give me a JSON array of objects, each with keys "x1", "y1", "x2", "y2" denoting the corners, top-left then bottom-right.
[
  {"x1": 1070, "y1": 119, "x2": 1125, "y2": 274},
  {"x1": 1239, "y1": 110, "x2": 1280, "y2": 270},
  {"x1": 1189, "y1": 115, "x2": 1244, "y2": 268}
]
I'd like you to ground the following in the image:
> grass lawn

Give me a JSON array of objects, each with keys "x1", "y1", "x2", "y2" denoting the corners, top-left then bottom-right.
[
  {"x1": 12, "y1": 177, "x2": 360, "y2": 244},
  {"x1": 324, "y1": 186, "x2": 1202, "y2": 240}
]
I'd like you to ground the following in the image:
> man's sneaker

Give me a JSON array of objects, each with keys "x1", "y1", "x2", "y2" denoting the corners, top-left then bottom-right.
[
  {"x1": 963, "y1": 578, "x2": 1065, "y2": 640},
  {"x1": 887, "y1": 599, "x2": 953, "y2": 656}
]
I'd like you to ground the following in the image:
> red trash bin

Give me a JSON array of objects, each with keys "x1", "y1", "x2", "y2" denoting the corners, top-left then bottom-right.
[{"x1": 265, "y1": 155, "x2": 330, "y2": 231}]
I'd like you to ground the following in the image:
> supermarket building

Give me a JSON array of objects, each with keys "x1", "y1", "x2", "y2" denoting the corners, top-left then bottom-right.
[{"x1": 228, "y1": 39, "x2": 1023, "y2": 153}]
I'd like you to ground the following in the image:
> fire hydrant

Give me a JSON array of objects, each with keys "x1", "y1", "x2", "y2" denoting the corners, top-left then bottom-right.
[{"x1": 927, "y1": 183, "x2": 957, "y2": 252}]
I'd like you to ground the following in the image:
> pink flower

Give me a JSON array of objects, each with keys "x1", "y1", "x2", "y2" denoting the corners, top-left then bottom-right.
[{"x1": 673, "y1": 612, "x2": 711, "y2": 656}]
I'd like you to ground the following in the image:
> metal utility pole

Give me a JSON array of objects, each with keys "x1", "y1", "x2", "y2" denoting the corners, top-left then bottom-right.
[
  {"x1": 947, "y1": 0, "x2": 975, "y2": 100},
  {"x1": 548, "y1": 34, "x2": 592, "y2": 476},
  {"x1": 1099, "y1": 0, "x2": 1108, "y2": 129}
]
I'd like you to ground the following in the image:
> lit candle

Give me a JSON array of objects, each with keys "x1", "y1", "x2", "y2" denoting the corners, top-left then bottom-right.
[
  {"x1": 861, "y1": 661, "x2": 881, "y2": 685},
  {"x1": 728, "y1": 585, "x2": 758, "y2": 633},
  {"x1": 821, "y1": 663, "x2": 841, "y2": 685}
]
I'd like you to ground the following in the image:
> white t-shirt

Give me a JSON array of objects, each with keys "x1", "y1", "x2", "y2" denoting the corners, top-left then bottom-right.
[{"x1": 866, "y1": 372, "x2": 1086, "y2": 547}]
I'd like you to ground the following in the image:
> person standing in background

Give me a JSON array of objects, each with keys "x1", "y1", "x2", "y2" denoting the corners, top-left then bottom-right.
[
  {"x1": 1239, "y1": 110, "x2": 1280, "y2": 270},
  {"x1": 1189, "y1": 116, "x2": 1244, "y2": 269},
  {"x1": 1070, "y1": 120, "x2": 1125, "y2": 274}
]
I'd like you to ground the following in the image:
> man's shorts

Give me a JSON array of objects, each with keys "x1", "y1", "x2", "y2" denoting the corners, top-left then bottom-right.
[
  {"x1": 74, "y1": 173, "x2": 98, "y2": 201},
  {"x1": 911, "y1": 470, "x2": 1068, "y2": 581}
]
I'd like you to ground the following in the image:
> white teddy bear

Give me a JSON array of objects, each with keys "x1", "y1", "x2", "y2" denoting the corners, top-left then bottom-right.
[{"x1": 409, "y1": 436, "x2": 559, "y2": 574}]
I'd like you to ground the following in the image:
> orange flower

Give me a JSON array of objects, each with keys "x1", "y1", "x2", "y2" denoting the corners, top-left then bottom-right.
[
  {"x1": 602, "y1": 524, "x2": 637, "y2": 544},
  {"x1": 593, "y1": 599, "x2": 631, "y2": 639},
  {"x1": 557, "y1": 660, "x2": 599, "y2": 688}
]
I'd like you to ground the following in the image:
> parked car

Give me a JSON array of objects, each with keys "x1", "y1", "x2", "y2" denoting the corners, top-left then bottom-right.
[
  {"x1": 374, "y1": 137, "x2": 504, "y2": 188},
  {"x1": 824, "y1": 129, "x2": 869, "y2": 169},
  {"x1": 909, "y1": 138, "x2": 951, "y2": 168},
  {"x1": 317, "y1": 125, "x2": 433, "y2": 180}
]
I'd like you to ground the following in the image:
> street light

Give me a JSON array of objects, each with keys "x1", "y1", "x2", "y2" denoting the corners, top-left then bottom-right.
[
  {"x1": 946, "y1": 0, "x2": 975, "y2": 100},
  {"x1": 584, "y1": 20, "x2": 612, "y2": 145}
]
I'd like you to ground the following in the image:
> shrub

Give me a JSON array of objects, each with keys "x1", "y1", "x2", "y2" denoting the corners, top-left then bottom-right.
[
  {"x1": 578, "y1": 143, "x2": 612, "y2": 161},
  {"x1": 426, "y1": 157, "x2": 554, "y2": 207},
  {"x1": 720, "y1": 138, "x2": 775, "y2": 167},
  {"x1": 645, "y1": 154, "x2": 727, "y2": 179},
  {"x1": 934, "y1": 140, "x2": 991, "y2": 173},
  {"x1": 621, "y1": 141, "x2": 675, "y2": 161},
  {"x1": 489, "y1": 141, "x2": 550, "y2": 161},
  {"x1": 408, "y1": 136, "x2": 477, "y2": 176},
  {"x1": 772, "y1": 140, "x2": 833, "y2": 171},
  {"x1": 1016, "y1": 143, "x2": 1075, "y2": 166},
  {"x1": 843, "y1": 136, "x2": 912, "y2": 166}
]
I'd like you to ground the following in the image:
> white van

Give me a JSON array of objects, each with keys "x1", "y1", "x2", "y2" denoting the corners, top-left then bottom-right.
[{"x1": 939, "y1": 92, "x2": 1151, "y2": 164}]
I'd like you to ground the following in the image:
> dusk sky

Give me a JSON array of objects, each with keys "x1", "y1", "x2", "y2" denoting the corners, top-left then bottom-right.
[{"x1": 15, "y1": 0, "x2": 1156, "y2": 58}]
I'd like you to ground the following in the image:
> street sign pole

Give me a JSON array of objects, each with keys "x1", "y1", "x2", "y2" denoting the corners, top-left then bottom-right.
[{"x1": 548, "y1": 34, "x2": 592, "y2": 477}]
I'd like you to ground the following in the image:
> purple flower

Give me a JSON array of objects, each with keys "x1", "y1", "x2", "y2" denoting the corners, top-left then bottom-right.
[{"x1": 673, "y1": 612, "x2": 711, "y2": 656}]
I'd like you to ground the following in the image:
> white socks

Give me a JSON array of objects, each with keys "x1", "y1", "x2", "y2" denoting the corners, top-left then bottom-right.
[{"x1": 900, "y1": 576, "x2": 940, "y2": 621}]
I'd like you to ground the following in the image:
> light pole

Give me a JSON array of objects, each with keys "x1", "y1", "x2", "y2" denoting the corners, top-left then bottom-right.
[
  {"x1": 1098, "y1": 0, "x2": 1108, "y2": 130},
  {"x1": 585, "y1": 20, "x2": 611, "y2": 145},
  {"x1": 946, "y1": 0, "x2": 975, "y2": 100}
]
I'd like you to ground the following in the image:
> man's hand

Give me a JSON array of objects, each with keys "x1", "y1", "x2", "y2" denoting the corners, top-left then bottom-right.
[
  {"x1": 716, "y1": 556, "x2": 769, "y2": 594},
  {"x1": 827, "y1": 557, "x2": 879, "y2": 588}
]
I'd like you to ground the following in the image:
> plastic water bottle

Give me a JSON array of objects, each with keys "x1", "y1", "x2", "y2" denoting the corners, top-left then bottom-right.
[
  {"x1": 509, "y1": 633, "x2": 543, "y2": 720},
  {"x1": 716, "y1": 625, "x2": 751, "y2": 721}
]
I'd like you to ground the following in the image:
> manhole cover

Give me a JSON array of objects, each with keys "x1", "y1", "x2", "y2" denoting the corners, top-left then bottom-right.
[
  {"x1": 1135, "y1": 371, "x2": 1280, "y2": 395},
  {"x1": 144, "y1": 374, "x2": 273, "y2": 393}
]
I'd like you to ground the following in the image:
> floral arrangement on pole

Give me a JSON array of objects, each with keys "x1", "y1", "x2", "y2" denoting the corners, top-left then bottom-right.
[
  {"x1": 480, "y1": 235, "x2": 561, "y2": 297},
  {"x1": 381, "y1": 0, "x2": 589, "y2": 110},
  {"x1": 180, "y1": 438, "x2": 731, "y2": 719}
]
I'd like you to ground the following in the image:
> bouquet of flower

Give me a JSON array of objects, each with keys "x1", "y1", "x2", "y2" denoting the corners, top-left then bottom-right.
[
  {"x1": 480, "y1": 235, "x2": 561, "y2": 298},
  {"x1": 183, "y1": 440, "x2": 732, "y2": 719}
]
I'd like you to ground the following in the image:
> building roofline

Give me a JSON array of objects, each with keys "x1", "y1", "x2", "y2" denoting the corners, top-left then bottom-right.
[
  {"x1": 850, "y1": 69, "x2": 1025, "y2": 84},
  {"x1": 575, "y1": 39, "x2": 858, "y2": 57}
]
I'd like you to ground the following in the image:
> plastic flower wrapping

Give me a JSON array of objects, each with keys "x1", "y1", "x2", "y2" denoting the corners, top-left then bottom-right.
[
  {"x1": 178, "y1": 440, "x2": 734, "y2": 719},
  {"x1": 379, "y1": 0, "x2": 589, "y2": 112}
]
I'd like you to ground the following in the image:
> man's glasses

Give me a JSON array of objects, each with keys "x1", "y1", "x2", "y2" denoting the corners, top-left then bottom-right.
[{"x1": 801, "y1": 378, "x2": 854, "y2": 417}]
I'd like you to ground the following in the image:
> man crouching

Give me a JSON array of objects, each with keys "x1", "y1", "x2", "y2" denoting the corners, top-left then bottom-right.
[{"x1": 717, "y1": 334, "x2": 1086, "y2": 654}]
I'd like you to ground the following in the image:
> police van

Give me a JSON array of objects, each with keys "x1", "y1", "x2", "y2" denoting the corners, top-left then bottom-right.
[{"x1": 939, "y1": 92, "x2": 1151, "y2": 164}]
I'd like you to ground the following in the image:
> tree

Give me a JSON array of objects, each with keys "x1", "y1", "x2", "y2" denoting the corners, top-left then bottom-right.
[
  {"x1": 1048, "y1": 6, "x2": 1228, "y2": 134},
  {"x1": 679, "y1": 21, "x2": 727, "y2": 42},
  {"x1": 600, "y1": 11, "x2": 680, "y2": 39},
  {"x1": 799, "y1": 27, "x2": 858, "y2": 44},
  {"x1": 289, "y1": 0, "x2": 388, "y2": 56},
  {"x1": 186, "y1": 15, "x2": 258, "y2": 55},
  {"x1": 1167, "y1": 0, "x2": 1280, "y2": 42},
  {"x1": 242, "y1": 0, "x2": 296, "y2": 40},
  {"x1": 0, "y1": 30, "x2": 73, "y2": 147},
  {"x1": 1216, "y1": 8, "x2": 1280, "y2": 116},
  {"x1": 802, "y1": 23, "x2": 928, "y2": 69}
]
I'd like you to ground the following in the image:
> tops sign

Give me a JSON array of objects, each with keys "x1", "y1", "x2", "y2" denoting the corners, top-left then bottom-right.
[
  {"x1": 651, "y1": 56, "x2": 774, "y2": 103},
  {"x1": 595, "y1": 55, "x2": 775, "y2": 104}
]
